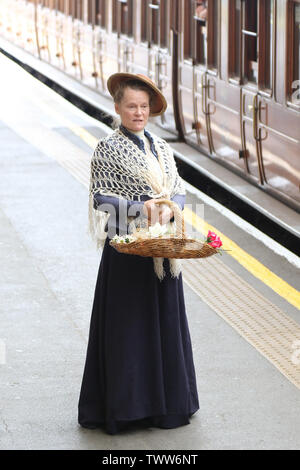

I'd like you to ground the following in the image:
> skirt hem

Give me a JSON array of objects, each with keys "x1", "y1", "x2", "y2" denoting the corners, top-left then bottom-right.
[{"x1": 78, "y1": 407, "x2": 199, "y2": 435}]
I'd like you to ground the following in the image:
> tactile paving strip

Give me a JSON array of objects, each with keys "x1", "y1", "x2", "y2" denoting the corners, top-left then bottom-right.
[{"x1": 182, "y1": 257, "x2": 300, "y2": 390}]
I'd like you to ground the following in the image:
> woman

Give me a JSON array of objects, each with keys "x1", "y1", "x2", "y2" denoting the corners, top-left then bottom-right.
[{"x1": 78, "y1": 73, "x2": 199, "y2": 435}]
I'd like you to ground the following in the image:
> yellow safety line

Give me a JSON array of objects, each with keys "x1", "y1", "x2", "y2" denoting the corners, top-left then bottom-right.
[
  {"x1": 69, "y1": 126, "x2": 99, "y2": 149},
  {"x1": 183, "y1": 207, "x2": 300, "y2": 310}
]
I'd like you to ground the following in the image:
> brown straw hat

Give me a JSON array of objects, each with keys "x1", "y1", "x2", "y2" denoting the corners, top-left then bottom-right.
[{"x1": 107, "y1": 72, "x2": 167, "y2": 117}]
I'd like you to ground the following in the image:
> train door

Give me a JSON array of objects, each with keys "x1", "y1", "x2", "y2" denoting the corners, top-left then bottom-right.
[
  {"x1": 179, "y1": 0, "x2": 280, "y2": 187},
  {"x1": 193, "y1": 0, "x2": 220, "y2": 155},
  {"x1": 209, "y1": 0, "x2": 273, "y2": 184},
  {"x1": 179, "y1": 0, "x2": 244, "y2": 168},
  {"x1": 206, "y1": 0, "x2": 275, "y2": 185},
  {"x1": 241, "y1": 0, "x2": 300, "y2": 207},
  {"x1": 258, "y1": 0, "x2": 300, "y2": 207},
  {"x1": 238, "y1": 0, "x2": 273, "y2": 184},
  {"x1": 190, "y1": 1, "x2": 247, "y2": 175}
]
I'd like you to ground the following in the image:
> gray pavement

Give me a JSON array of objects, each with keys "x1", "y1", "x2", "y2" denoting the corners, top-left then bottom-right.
[{"x1": 1, "y1": 51, "x2": 300, "y2": 450}]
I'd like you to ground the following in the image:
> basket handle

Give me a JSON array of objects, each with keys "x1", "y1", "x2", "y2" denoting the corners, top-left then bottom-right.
[{"x1": 153, "y1": 198, "x2": 186, "y2": 238}]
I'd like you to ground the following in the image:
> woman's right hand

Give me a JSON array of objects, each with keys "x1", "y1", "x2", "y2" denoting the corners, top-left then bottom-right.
[{"x1": 143, "y1": 199, "x2": 163, "y2": 225}]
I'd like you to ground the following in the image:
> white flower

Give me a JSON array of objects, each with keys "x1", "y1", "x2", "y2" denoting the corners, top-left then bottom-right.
[
  {"x1": 111, "y1": 234, "x2": 135, "y2": 244},
  {"x1": 148, "y1": 222, "x2": 169, "y2": 238}
]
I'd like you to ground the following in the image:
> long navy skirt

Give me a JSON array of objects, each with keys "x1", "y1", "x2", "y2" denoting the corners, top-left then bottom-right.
[{"x1": 78, "y1": 235, "x2": 199, "y2": 435}]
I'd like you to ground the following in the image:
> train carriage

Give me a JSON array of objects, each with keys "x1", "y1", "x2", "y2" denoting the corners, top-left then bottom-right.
[{"x1": 0, "y1": 0, "x2": 299, "y2": 210}]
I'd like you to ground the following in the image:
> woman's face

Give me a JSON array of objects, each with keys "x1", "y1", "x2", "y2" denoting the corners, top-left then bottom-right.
[{"x1": 115, "y1": 87, "x2": 150, "y2": 132}]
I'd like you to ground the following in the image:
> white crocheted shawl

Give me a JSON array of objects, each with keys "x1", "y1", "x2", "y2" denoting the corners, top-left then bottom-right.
[{"x1": 88, "y1": 127, "x2": 186, "y2": 280}]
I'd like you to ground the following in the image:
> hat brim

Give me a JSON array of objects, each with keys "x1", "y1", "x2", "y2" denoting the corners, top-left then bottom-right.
[{"x1": 107, "y1": 73, "x2": 167, "y2": 117}]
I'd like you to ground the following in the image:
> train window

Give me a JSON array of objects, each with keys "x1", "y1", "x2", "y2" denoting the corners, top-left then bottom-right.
[
  {"x1": 229, "y1": 0, "x2": 274, "y2": 90},
  {"x1": 183, "y1": 0, "x2": 192, "y2": 59},
  {"x1": 142, "y1": 0, "x2": 169, "y2": 48},
  {"x1": 228, "y1": 0, "x2": 241, "y2": 78},
  {"x1": 71, "y1": 0, "x2": 82, "y2": 20},
  {"x1": 150, "y1": 1, "x2": 160, "y2": 45},
  {"x1": 54, "y1": 0, "x2": 65, "y2": 14},
  {"x1": 112, "y1": 0, "x2": 117, "y2": 32},
  {"x1": 258, "y1": 0, "x2": 274, "y2": 91},
  {"x1": 184, "y1": 0, "x2": 219, "y2": 69},
  {"x1": 242, "y1": 0, "x2": 259, "y2": 84},
  {"x1": 195, "y1": 0, "x2": 207, "y2": 22},
  {"x1": 141, "y1": 0, "x2": 149, "y2": 42},
  {"x1": 112, "y1": 0, "x2": 133, "y2": 36},
  {"x1": 159, "y1": 0, "x2": 169, "y2": 48},
  {"x1": 171, "y1": 0, "x2": 180, "y2": 34},
  {"x1": 87, "y1": 1, "x2": 105, "y2": 26},
  {"x1": 207, "y1": 0, "x2": 219, "y2": 70},
  {"x1": 121, "y1": 0, "x2": 133, "y2": 36},
  {"x1": 62, "y1": 0, "x2": 71, "y2": 16},
  {"x1": 193, "y1": 0, "x2": 207, "y2": 65},
  {"x1": 294, "y1": 4, "x2": 300, "y2": 83},
  {"x1": 96, "y1": 0, "x2": 106, "y2": 28},
  {"x1": 287, "y1": 1, "x2": 300, "y2": 107}
]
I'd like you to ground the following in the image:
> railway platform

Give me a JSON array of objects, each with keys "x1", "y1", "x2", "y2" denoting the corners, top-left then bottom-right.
[{"x1": 0, "y1": 50, "x2": 300, "y2": 450}]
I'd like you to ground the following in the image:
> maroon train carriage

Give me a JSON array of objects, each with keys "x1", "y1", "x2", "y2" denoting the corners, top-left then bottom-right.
[{"x1": 2, "y1": 0, "x2": 299, "y2": 211}]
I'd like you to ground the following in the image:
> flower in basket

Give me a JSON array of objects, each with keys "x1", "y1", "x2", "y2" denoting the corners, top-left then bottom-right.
[
  {"x1": 111, "y1": 234, "x2": 136, "y2": 244},
  {"x1": 129, "y1": 222, "x2": 176, "y2": 241},
  {"x1": 148, "y1": 222, "x2": 169, "y2": 238},
  {"x1": 206, "y1": 230, "x2": 223, "y2": 249}
]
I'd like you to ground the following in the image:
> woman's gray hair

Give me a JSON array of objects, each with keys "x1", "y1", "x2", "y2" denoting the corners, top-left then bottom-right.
[{"x1": 112, "y1": 79, "x2": 155, "y2": 107}]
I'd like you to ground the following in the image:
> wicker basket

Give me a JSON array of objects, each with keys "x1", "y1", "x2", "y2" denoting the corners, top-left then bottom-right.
[{"x1": 109, "y1": 199, "x2": 218, "y2": 259}]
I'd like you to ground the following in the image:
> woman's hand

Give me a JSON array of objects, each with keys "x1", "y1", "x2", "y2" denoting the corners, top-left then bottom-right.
[
  {"x1": 143, "y1": 199, "x2": 160, "y2": 225},
  {"x1": 158, "y1": 204, "x2": 174, "y2": 225},
  {"x1": 143, "y1": 199, "x2": 174, "y2": 226}
]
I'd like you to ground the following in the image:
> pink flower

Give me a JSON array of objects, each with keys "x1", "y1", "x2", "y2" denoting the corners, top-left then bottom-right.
[
  {"x1": 206, "y1": 231, "x2": 223, "y2": 248},
  {"x1": 209, "y1": 237, "x2": 222, "y2": 248},
  {"x1": 207, "y1": 230, "x2": 217, "y2": 241}
]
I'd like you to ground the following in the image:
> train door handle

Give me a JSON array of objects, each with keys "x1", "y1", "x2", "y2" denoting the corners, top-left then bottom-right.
[
  {"x1": 200, "y1": 75, "x2": 216, "y2": 116},
  {"x1": 258, "y1": 99, "x2": 268, "y2": 141},
  {"x1": 250, "y1": 95, "x2": 258, "y2": 141},
  {"x1": 201, "y1": 73, "x2": 207, "y2": 115},
  {"x1": 258, "y1": 127, "x2": 268, "y2": 141},
  {"x1": 207, "y1": 79, "x2": 216, "y2": 115},
  {"x1": 249, "y1": 97, "x2": 268, "y2": 142}
]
